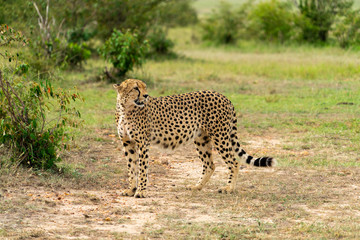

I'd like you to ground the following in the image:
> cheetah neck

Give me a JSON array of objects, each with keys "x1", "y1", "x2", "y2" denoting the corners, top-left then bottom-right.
[{"x1": 116, "y1": 97, "x2": 151, "y2": 130}]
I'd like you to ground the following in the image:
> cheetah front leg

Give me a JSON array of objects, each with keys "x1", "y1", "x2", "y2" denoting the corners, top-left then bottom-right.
[
  {"x1": 121, "y1": 139, "x2": 138, "y2": 197},
  {"x1": 134, "y1": 144, "x2": 150, "y2": 198}
]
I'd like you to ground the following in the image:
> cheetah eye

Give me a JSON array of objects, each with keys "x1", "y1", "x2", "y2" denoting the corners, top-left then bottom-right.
[{"x1": 134, "y1": 87, "x2": 139, "y2": 91}]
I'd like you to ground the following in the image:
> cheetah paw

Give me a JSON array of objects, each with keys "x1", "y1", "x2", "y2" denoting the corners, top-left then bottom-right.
[
  {"x1": 218, "y1": 186, "x2": 234, "y2": 194},
  {"x1": 121, "y1": 188, "x2": 136, "y2": 197},
  {"x1": 134, "y1": 190, "x2": 147, "y2": 198}
]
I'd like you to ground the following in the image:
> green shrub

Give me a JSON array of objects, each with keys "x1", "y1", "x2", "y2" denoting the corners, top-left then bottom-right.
[
  {"x1": 62, "y1": 42, "x2": 91, "y2": 69},
  {"x1": 99, "y1": 29, "x2": 149, "y2": 78},
  {"x1": 298, "y1": 0, "x2": 354, "y2": 43},
  {"x1": 332, "y1": 10, "x2": 360, "y2": 48},
  {"x1": 156, "y1": 0, "x2": 198, "y2": 27},
  {"x1": 201, "y1": 1, "x2": 245, "y2": 45},
  {"x1": 95, "y1": 0, "x2": 197, "y2": 40},
  {"x1": 0, "y1": 25, "x2": 82, "y2": 170},
  {"x1": 0, "y1": 71, "x2": 82, "y2": 170},
  {"x1": 147, "y1": 26, "x2": 174, "y2": 56},
  {"x1": 26, "y1": 1, "x2": 92, "y2": 74},
  {"x1": 26, "y1": 37, "x2": 61, "y2": 76},
  {"x1": 28, "y1": 36, "x2": 92, "y2": 72},
  {"x1": 247, "y1": 0, "x2": 298, "y2": 43},
  {"x1": 67, "y1": 28, "x2": 95, "y2": 44}
]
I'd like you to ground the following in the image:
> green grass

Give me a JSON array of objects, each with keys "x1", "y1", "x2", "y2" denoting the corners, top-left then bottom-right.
[
  {"x1": 50, "y1": 26, "x2": 360, "y2": 168},
  {"x1": 2, "y1": 26, "x2": 360, "y2": 168}
]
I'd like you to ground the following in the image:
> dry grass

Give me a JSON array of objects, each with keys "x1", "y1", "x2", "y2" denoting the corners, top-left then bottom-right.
[{"x1": 1, "y1": 131, "x2": 360, "y2": 239}]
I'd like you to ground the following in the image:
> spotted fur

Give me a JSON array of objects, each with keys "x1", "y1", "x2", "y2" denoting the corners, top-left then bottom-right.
[{"x1": 114, "y1": 79, "x2": 276, "y2": 198}]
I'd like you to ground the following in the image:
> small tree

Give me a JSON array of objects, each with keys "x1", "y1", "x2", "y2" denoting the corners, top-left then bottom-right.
[{"x1": 99, "y1": 29, "x2": 149, "y2": 80}]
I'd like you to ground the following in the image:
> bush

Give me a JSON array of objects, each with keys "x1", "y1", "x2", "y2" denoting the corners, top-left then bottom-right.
[
  {"x1": 201, "y1": 1, "x2": 244, "y2": 45},
  {"x1": 96, "y1": 0, "x2": 197, "y2": 40},
  {"x1": 147, "y1": 26, "x2": 174, "y2": 56},
  {"x1": 27, "y1": 34, "x2": 91, "y2": 73},
  {"x1": 298, "y1": 0, "x2": 354, "y2": 43},
  {"x1": 26, "y1": 37, "x2": 62, "y2": 76},
  {"x1": 67, "y1": 28, "x2": 95, "y2": 44},
  {"x1": 247, "y1": 0, "x2": 298, "y2": 43},
  {"x1": 332, "y1": 10, "x2": 360, "y2": 48},
  {"x1": 0, "y1": 71, "x2": 82, "y2": 169},
  {"x1": 99, "y1": 29, "x2": 149, "y2": 79},
  {"x1": 155, "y1": 0, "x2": 198, "y2": 28},
  {"x1": 0, "y1": 25, "x2": 82, "y2": 170},
  {"x1": 62, "y1": 42, "x2": 91, "y2": 69}
]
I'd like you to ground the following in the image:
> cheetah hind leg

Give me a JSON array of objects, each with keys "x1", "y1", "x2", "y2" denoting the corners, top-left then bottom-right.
[
  {"x1": 216, "y1": 137, "x2": 240, "y2": 194},
  {"x1": 121, "y1": 187, "x2": 137, "y2": 197},
  {"x1": 217, "y1": 157, "x2": 239, "y2": 194},
  {"x1": 187, "y1": 134, "x2": 215, "y2": 191}
]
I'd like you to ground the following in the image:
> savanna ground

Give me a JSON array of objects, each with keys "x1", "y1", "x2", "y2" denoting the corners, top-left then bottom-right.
[{"x1": 2, "y1": 11, "x2": 360, "y2": 240}]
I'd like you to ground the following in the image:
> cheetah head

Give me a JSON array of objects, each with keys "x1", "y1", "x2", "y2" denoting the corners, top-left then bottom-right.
[{"x1": 113, "y1": 79, "x2": 149, "y2": 108}]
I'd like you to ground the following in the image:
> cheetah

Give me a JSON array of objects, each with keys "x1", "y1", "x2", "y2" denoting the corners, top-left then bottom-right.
[{"x1": 114, "y1": 79, "x2": 276, "y2": 198}]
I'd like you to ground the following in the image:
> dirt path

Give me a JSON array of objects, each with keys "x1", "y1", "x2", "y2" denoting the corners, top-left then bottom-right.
[{"x1": 0, "y1": 135, "x2": 276, "y2": 239}]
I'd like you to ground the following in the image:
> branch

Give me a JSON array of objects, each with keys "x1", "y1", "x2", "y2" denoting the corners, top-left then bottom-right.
[
  {"x1": 33, "y1": 2, "x2": 44, "y2": 24},
  {"x1": 104, "y1": 67, "x2": 117, "y2": 82},
  {"x1": 45, "y1": 0, "x2": 49, "y2": 27},
  {"x1": 56, "y1": 18, "x2": 66, "y2": 39},
  {"x1": 0, "y1": 72, "x2": 22, "y2": 124},
  {"x1": 50, "y1": 100, "x2": 63, "y2": 135},
  {"x1": 5, "y1": 81, "x2": 29, "y2": 124}
]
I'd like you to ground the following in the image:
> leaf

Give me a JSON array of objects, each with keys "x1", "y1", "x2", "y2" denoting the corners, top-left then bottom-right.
[{"x1": 30, "y1": 133, "x2": 36, "y2": 140}]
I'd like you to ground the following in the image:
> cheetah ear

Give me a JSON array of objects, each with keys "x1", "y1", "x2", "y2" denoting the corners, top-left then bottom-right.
[{"x1": 113, "y1": 83, "x2": 120, "y2": 89}]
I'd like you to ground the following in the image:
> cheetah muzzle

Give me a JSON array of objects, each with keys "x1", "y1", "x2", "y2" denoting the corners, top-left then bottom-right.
[{"x1": 113, "y1": 79, "x2": 276, "y2": 198}]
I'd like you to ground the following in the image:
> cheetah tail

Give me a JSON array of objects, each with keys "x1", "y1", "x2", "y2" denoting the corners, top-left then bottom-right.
[
  {"x1": 235, "y1": 147, "x2": 277, "y2": 167},
  {"x1": 230, "y1": 111, "x2": 276, "y2": 167}
]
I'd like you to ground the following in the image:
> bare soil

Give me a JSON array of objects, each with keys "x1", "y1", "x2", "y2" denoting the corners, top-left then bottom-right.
[{"x1": 1, "y1": 130, "x2": 360, "y2": 239}]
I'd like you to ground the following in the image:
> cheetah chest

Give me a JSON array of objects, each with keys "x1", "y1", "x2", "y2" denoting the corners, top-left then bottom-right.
[{"x1": 116, "y1": 105, "x2": 131, "y2": 139}]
